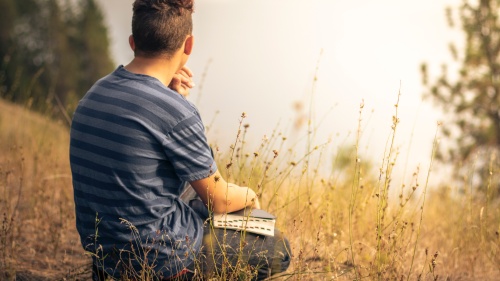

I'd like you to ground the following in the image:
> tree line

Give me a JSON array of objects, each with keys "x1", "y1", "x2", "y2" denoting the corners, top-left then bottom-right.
[{"x1": 0, "y1": 0, "x2": 114, "y2": 123}]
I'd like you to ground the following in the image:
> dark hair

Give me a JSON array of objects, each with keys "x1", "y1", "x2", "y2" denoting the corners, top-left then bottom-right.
[{"x1": 132, "y1": 0, "x2": 194, "y2": 58}]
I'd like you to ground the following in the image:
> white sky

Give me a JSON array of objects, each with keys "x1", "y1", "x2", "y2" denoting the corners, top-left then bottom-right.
[{"x1": 97, "y1": 0, "x2": 462, "y2": 185}]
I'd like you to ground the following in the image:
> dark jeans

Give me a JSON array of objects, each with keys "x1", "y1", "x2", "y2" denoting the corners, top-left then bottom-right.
[{"x1": 183, "y1": 224, "x2": 291, "y2": 280}]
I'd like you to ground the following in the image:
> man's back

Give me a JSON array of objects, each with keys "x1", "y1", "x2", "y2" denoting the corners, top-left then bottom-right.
[{"x1": 70, "y1": 66, "x2": 215, "y2": 278}]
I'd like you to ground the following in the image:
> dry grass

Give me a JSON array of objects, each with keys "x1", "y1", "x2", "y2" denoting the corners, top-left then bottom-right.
[
  {"x1": 1, "y1": 98, "x2": 500, "y2": 280},
  {"x1": 0, "y1": 100, "x2": 89, "y2": 280}
]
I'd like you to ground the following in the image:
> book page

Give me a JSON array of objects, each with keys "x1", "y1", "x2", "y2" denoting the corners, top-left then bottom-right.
[{"x1": 213, "y1": 213, "x2": 275, "y2": 236}]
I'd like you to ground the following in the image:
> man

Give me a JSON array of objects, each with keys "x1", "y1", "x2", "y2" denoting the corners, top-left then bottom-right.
[{"x1": 69, "y1": 0, "x2": 291, "y2": 280}]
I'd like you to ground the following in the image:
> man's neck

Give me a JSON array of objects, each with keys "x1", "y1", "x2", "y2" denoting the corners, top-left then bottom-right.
[{"x1": 124, "y1": 55, "x2": 181, "y2": 87}]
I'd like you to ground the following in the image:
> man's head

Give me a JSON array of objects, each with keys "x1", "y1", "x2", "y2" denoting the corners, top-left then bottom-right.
[{"x1": 131, "y1": 0, "x2": 194, "y2": 58}]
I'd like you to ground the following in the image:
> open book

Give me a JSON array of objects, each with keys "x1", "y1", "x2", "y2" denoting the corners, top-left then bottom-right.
[{"x1": 212, "y1": 208, "x2": 276, "y2": 236}]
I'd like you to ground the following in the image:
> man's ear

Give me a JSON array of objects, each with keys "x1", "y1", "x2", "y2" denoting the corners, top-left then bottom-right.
[
  {"x1": 183, "y1": 35, "x2": 194, "y2": 55},
  {"x1": 129, "y1": 35, "x2": 136, "y2": 51}
]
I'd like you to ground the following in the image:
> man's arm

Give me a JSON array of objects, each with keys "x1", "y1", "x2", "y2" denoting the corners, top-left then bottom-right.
[
  {"x1": 190, "y1": 170, "x2": 260, "y2": 214},
  {"x1": 171, "y1": 66, "x2": 257, "y2": 213}
]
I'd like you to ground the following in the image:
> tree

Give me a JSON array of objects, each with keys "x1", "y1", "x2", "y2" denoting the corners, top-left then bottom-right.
[
  {"x1": 0, "y1": 0, "x2": 42, "y2": 104},
  {"x1": 40, "y1": 0, "x2": 81, "y2": 117},
  {"x1": 0, "y1": 0, "x2": 114, "y2": 122},
  {"x1": 59, "y1": 0, "x2": 115, "y2": 119},
  {"x1": 422, "y1": 0, "x2": 500, "y2": 194},
  {"x1": 0, "y1": 0, "x2": 17, "y2": 53},
  {"x1": 75, "y1": 0, "x2": 114, "y2": 93}
]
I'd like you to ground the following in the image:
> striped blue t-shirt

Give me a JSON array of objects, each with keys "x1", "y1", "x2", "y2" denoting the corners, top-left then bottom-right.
[{"x1": 69, "y1": 66, "x2": 217, "y2": 278}]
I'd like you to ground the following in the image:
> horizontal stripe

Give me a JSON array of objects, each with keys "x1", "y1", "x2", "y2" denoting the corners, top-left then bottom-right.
[
  {"x1": 71, "y1": 118, "x2": 163, "y2": 151},
  {"x1": 75, "y1": 201, "x2": 174, "y2": 227},
  {"x1": 97, "y1": 80, "x2": 184, "y2": 120},
  {"x1": 70, "y1": 139, "x2": 160, "y2": 166},
  {"x1": 74, "y1": 186, "x2": 170, "y2": 208},
  {"x1": 71, "y1": 165, "x2": 176, "y2": 191},
  {"x1": 71, "y1": 109, "x2": 162, "y2": 147}
]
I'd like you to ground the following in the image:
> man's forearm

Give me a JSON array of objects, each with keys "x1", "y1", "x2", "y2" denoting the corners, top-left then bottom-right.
[{"x1": 190, "y1": 170, "x2": 260, "y2": 213}]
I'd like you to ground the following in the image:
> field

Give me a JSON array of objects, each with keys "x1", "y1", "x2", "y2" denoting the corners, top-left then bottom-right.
[{"x1": 1, "y1": 98, "x2": 499, "y2": 280}]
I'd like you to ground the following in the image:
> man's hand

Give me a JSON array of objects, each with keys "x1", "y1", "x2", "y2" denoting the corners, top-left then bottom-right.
[
  {"x1": 169, "y1": 66, "x2": 195, "y2": 97},
  {"x1": 228, "y1": 183, "x2": 261, "y2": 209}
]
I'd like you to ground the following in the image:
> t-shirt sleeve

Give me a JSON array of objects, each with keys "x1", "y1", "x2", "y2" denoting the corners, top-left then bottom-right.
[{"x1": 162, "y1": 112, "x2": 217, "y2": 182}]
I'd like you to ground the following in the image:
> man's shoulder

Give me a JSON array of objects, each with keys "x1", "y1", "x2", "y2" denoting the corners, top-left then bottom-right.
[{"x1": 88, "y1": 70, "x2": 201, "y2": 131}]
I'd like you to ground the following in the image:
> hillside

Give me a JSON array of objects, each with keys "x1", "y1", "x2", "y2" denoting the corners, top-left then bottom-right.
[
  {"x1": 0, "y1": 99, "x2": 89, "y2": 280},
  {"x1": 1, "y1": 98, "x2": 500, "y2": 280}
]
